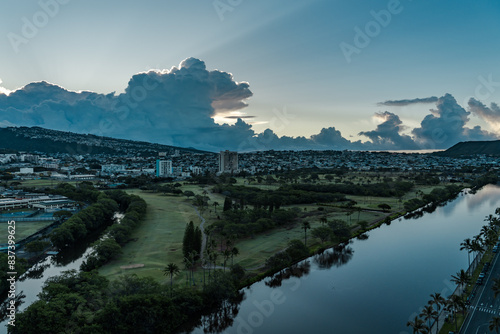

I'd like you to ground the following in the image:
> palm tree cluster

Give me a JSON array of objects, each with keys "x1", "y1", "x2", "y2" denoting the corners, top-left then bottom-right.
[
  {"x1": 408, "y1": 211, "x2": 500, "y2": 334},
  {"x1": 460, "y1": 214, "x2": 500, "y2": 269},
  {"x1": 203, "y1": 227, "x2": 240, "y2": 282},
  {"x1": 407, "y1": 292, "x2": 456, "y2": 334}
]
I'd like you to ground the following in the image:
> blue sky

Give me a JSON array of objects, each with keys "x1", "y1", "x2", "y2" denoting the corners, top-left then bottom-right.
[{"x1": 1, "y1": 0, "x2": 500, "y2": 151}]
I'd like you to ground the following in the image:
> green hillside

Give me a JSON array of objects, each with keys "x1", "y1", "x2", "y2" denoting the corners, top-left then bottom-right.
[{"x1": 436, "y1": 140, "x2": 500, "y2": 157}]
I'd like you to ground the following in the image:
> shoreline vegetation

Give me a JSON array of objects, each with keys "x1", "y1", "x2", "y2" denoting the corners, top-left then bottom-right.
[{"x1": 4, "y1": 170, "x2": 499, "y2": 333}]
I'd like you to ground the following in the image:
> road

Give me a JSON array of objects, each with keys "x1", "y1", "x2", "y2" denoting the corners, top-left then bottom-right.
[{"x1": 461, "y1": 248, "x2": 500, "y2": 334}]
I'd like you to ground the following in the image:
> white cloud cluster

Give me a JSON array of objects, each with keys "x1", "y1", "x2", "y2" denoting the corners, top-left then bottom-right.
[
  {"x1": 0, "y1": 59, "x2": 499, "y2": 152},
  {"x1": 468, "y1": 98, "x2": 500, "y2": 132},
  {"x1": 411, "y1": 94, "x2": 496, "y2": 149},
  {"x1": 0, "y1": 79, "x2": 12, "y2": 96}
]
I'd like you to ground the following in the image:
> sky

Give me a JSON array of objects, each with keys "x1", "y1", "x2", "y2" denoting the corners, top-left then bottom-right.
[{"x1": 1, "y1": 0, "x2": 500, "y2": 152}]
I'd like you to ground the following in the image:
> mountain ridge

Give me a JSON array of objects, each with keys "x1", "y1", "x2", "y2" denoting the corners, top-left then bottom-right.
[
  {"x1": 0, "y1": 126, "x2": 212, "y2": 155},
  {"x1": 435, "y1": 140, "x2": 500, "y2": 157}
]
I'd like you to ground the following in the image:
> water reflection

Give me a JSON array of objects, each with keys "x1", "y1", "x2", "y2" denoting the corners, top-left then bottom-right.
[
  {"x1": 265, "y1": 261, "x2": 311, "y2": 288},
  {"x1": 200, "y1": 293, "x2": 244, "y2": 333},
  {"x1": 314, "y1": 244, "x2": 354, "y2": 270},
  {"x1": 467, "y1": 186, "x2": 500, "y2": 210},
  {"x1": 356, "y1": 233, "x2": 369, "y2": 240},
  {"x1": 20, "y1": 262, "x2": 50, "y2": 280}
]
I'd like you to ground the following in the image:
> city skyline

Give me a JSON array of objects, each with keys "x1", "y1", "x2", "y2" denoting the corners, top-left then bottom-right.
[{"x1": 1, "y1": 0, "x2": 500, "y2": 151}]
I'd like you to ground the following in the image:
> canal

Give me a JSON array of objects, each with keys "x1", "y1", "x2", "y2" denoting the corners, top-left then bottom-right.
[{"x1": 191, "y1": 185, "x2": 500, "y2": 334}]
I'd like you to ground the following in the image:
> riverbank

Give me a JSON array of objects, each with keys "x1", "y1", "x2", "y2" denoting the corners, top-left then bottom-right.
[{"x1": 96, "y1": 181, "x2": 468, "y2": 289}]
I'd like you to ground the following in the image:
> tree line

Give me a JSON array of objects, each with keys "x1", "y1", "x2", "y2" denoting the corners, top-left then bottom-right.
[
  {"x1": 49, "y1": 185, "x2": 119, "y2": 249},
  {"x1": 213, "y1": 184, "x2": 346, "y2": 209},
  {"x1": 289, "y1": 180, "x2": 414, "y2": 198},
  {"x1": 8, "y1": 268, "x2": 243, "y2": 334},
  {"x1": 81, "y1": 191, "x2": 147, "y2": 271},
  {"x1": 403, "y1": 184, "x2": 462, "y2": 213},
  {"x1": 211, "y1": 206, "x2": 299, "y2": 239}
]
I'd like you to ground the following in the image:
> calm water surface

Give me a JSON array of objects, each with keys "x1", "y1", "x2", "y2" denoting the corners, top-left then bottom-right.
[{"x1": 191, "y1": 185, "x2": 500, "y2": 334}]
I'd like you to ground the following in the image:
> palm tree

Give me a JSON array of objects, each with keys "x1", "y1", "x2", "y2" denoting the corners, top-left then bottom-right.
[
  {"x1": 213, "y1": 201, "x2": 220, "y2": 213},
  {"x1": 446, "y1": 295, "x2": 463, "y2": 332},
  {"x1": 406, "y1": 316, "x2": 428, "y2": 334},
  {"x1": 222, "y1": 249, "x2": 231, "y2": 271},
  {"x1": 472, "y1": 234, "x2": 484, "y2": 255},
  {"x1": 451, "y1": 269, "x2": 470, "y2": 297},
  {"x1": 188, "y1": 250, "x2": 198, "y2": 285},
  {"x1": 183, "y1": 256, "x2": 192, "y2": 285},
  {"x1": 450, "y1": 294, "x2": 466, "y2": 329},
  {"x1": 302, "y1": 221, "x2": 311, "y2": 247},
  {"x1": 486, "y1": 214, "x2": 496, "y2": 226},
  {"x1": 470, "y1": 238, "x2": 484, "y2": 266},
  {"x1": 204, "y1": 248, "x2": 211, "y2": 280},
  {"x1": 430, "y1": 292, "x2": 445, "y2": 312},
  {"x1": 490, "y1": 316, "x2": 500, "y2": 334},
  {"x1": 231, "y1": 246, "x2": 239, "y2": 266},
  {"x1": 164, "y1": 263, "x2": 180, "y2": 296},
  {"x1": 460, "y1": 238, "x2": 472, "y2": 269},
  {"x1": 320, "y1": 216, "x2": 328, "y2": 225},
  {"x1": 210, "y1": 251, "x2": 219, "y2": 277},
  {"x1": 493, "y1": 277, "x2": 500, "y2": 298},
  {"x1": 429, "y1": 292, "x2": 445, "y2": 333},
  {"x1": 420, "y1": 305, "x2": 437, "y2": 331}
]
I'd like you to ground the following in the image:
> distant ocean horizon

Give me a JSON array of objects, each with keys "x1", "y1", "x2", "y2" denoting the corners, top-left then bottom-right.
[{"x1": 369, "y1": 149, "x2": 445, "y2": 154}]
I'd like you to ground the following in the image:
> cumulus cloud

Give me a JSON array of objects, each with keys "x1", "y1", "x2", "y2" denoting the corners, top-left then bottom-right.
[
  {"x1": 359, "y1": 112, "x2": 419, "y2": 149},
  {"x1": 468, "y1": 98, "x2": 500, "y2": 131},
  {"x1": 412, "y1": 94, "x2": 497, "y2": 148},
  {"x1": 0, "y1": 59, "x2": 498, "y2": 152},
  {"x1": 0, "y1": 58, "x2": 255, "y2": 151},
  {"x1": 311, "y1": 127, "x2": 358, "y2": 149},
  {"x1": 378, "y1": 96, "x2": 438, "y2": 106}
]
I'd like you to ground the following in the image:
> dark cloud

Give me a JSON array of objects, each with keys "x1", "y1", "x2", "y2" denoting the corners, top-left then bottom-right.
[
  {"x1": 378, "y1": 96, "x2": 438, "y2": 106},
  {"x1": 311, "y1": 127, "x2": 358, "y2": 149},
  {"x1": 359, "y1": 112, "x2": 419, "y2": 150},
  {"x1": 224, "y1": 116, "x2": 256, "y2": 119},
  {"x1": 235, "y1": 126, "x2": 359, "y2": 152}
]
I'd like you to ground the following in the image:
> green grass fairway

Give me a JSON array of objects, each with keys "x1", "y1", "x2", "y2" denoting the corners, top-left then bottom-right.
[
  {"x1": 18, "y1": 179, "x2": 82, "y2": 188},
  {"x1": 98, "y1": 189, "x2": 201, "y2": 283},
  {"x1": 0, "y1": 221, "x2": 54, "y2": 242},
  {"x1": 232, "y1": 206, "x2": 386, "y2": 269},
  {"x1": 98, "y1": 180, "x2": 450, "y2": 283}
]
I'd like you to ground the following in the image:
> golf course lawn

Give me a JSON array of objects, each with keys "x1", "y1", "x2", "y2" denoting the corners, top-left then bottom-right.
[
  {"x1": 98, "y1": 187, "x2": 389, "y2": 285},
  {"x1": 18, "y1": 179, "x2": 81, "y2": 188},
  {"x1": 98, "y1": 189, "x2": 201, "y2": 283}
]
